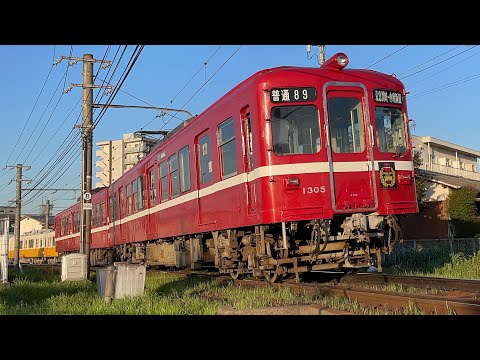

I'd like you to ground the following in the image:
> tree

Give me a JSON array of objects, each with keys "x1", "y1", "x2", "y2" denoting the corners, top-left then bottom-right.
[{"x1": 413, "y1": 149, "x2": 428, "y2": 208}]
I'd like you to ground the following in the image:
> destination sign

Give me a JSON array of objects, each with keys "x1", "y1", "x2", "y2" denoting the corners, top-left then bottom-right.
[
  {"x1": 270, "y1": 87, "x2": 317, "y2": 103},
  {"x1": 373, "y1": 89, "x2": 403, "y2": 105}
]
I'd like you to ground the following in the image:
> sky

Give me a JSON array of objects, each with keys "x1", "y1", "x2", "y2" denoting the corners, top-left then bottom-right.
[{"x1": 0, "y1": 44, "x2": 479, "y2": 215}]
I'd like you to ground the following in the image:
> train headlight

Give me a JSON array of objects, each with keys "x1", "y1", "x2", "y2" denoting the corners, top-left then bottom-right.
[{"x1": 321, "y1": 52, "x2": 349, "y2": 70}]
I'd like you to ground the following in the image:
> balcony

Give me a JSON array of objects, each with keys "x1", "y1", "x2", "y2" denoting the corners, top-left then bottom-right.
[
  {"x1": 124, "y1": 145, "x2": 149, "y2": 155},
  {"x1": 423, "y1": 163, "x2": 480, "y2": 181}
]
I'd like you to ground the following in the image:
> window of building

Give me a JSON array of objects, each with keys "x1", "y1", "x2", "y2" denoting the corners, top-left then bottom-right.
[
  {"x1": 199, "y1": 135, "x2": 212, "y2": 184},
  {"x1": 218, "y1": 117, "x2": 237, "y2": 178},
  {"x1": 179, "y1": 146, "x2": 191, "y2": 192},
  {"x1": 160, "y1": 161, "x2": 168, "y2": 201}
]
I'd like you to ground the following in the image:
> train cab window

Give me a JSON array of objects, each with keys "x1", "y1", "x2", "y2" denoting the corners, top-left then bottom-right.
[
  {"x1": 179, "y1": 146, "x2": 191, "y2": 192},
  {"x1": 218, "y1": 117, "x2": 237, "y2": 178},
  {"x1": 160, "y1": 161, "x2": 168, "y2": 201},
  {"x1": 271, "y1": 105, "x2": 320, "y2": 155},
  {"x1": 169, "y1": 154, "x2": 179, "y2": 198},
  {"x1": 327, "y1": 98, "x2": 365, "y2": 153},
  {"x1": 375, "y1": 107, "x2": 407, "y2": 154},
  {"x1": 199, "y1": 135, "x2": 212, "y2": 184}
]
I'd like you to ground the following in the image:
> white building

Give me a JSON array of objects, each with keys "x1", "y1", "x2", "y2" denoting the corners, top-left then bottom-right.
[
  {"x1": 412, "y1": 135, "x2": 480, "y2": 202},
  {"x1": 95, "y1": 133, "x2": 157, "y2": 188}
]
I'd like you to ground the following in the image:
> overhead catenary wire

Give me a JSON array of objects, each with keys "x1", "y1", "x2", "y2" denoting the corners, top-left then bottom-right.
[{"x1": 365, "y1": 46, "x2": 409, "y2": 69}]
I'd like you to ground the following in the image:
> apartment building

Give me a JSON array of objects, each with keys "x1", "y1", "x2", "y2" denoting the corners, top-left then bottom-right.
[
  {"x1": 401, "y1": 135, "x2": 480, "y2": 239},
  {"x1": 411, "y1": 135, "x2": 480, "y2": 202},
  {"x1": 95, "y1": 133, "x2": 157, "y2": 188}
]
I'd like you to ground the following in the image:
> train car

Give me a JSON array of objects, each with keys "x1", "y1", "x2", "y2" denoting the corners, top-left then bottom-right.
[
  {"x1": 55, "y1": 52, "x2": 419, "y2": 282},
  {"x1": 8, "y1": 229, "x2": 58, "y2": 264}
]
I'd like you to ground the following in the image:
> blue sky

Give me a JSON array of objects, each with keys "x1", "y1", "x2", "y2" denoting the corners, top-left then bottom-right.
[{"x1": 0, "y1": 44, "x2": 479, "y2": 215}]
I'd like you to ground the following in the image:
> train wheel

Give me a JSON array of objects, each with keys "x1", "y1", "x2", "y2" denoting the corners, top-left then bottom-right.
[
  {"x1": 229, "y1": 262, "x2": 246, "y2": 280},
  {"x1": 262, "y1": 248, "x2": 288, "y2": 283}
]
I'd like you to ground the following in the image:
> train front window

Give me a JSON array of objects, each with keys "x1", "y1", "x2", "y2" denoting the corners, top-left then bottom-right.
[
  {"x1": 327, "y1": 97, "x2": 365, "y2": 154},
  {"x1": 271, "y1": 105, "x2": 320, "y2": 156},
  {"x1": 375, "y1": 107, "x2": 407, "y2": 154}
]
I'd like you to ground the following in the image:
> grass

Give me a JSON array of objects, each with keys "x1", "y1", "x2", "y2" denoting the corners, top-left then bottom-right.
[
  {"x1": 0, "y1": 267, "x2": 427, "y2": 315},
  {"x1": 4, "y1": 248, "x2": 480, "y2": 316},
  {"x1": 385, "y1": 249, "x2": 480, "y2": 279}
]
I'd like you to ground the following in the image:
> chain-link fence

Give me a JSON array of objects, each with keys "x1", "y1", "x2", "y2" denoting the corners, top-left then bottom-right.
[{"x1": 384, "y1": 237, "x2": 480, "y2": 270}]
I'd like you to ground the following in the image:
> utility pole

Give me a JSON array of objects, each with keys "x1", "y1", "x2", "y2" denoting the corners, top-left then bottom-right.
[
  {"x1": 6, "y1": 164, "x2": 31, "y2": 267},
  {"x1": 42, "y1": 199, "x2": 53, "y2": 230},
  {"x1": 55, "y1": 53, "x2": 112, "y2": 280},
  {"x1": 108, "y1": 141, "x2": 112, "y2": 188},
  {"x1": 319, "y1": 45, "x2": 326, "y2": 65}
]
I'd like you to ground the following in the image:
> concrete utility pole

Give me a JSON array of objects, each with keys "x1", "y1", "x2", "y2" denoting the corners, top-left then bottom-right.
[
  {"x1": 42, "y1": 199, "x2": 53, "y2": 229},
  {"x1": 319, "y1": 45, "x2": 326, "y2": 65},
  {"x1": 55, "y1": 53, "x2": 112, "y2": 280},
  {"x1": 6, "y1": 164, "x2": 31, "y2": 267},
  {"x1": 108, "y1": 141, "x2": 112, "y2": 188}
]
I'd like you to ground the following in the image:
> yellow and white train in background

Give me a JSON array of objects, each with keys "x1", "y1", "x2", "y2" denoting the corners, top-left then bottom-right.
[{"x1": 8, "y1": 229, "x2": 58, "y2": 264}]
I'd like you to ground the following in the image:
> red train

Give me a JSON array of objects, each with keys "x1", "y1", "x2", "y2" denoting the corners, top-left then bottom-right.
[{"x1": 55, "y1": 52, "x2": 418, "y2": 282}]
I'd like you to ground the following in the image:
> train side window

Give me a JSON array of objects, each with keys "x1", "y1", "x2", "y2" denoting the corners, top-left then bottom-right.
[
  {"x1": 137, "y1": 176, "x2": 144, "y2": 210},
  {"x1": 169, "y1": 154, "x2": 179, "y2": 198},
  {"x1": 148, "y1": 167, "x2": 157, "y2": 204},
  {"x1": 199, "y1": 134, "x2": 212, "y2": 184},
  {"x1": 119, "y1": 187, "x2": 125, "y2": 218},
  {"x1": 126, "y1": 183, "x2": 132, "y2": 215},
  {"x1": 160, "y1": 161, "x2": 168, "y2": 201},
  {"x1": 132, "y1": 180, "x2": 138, "y2": 212},
  {"x1": 218, "y1": 117, "x2": 237, "y2": 178},
  {"x1": 95, "y1": 203, "x2": 101, "y2": 226},
  {"x1": 179, "y1": 146, "x2": 191, "y2": 192},
  {"x1": 109, "y1": 195, "x2": 117, "y2": 221},
  {"x1": 100, "y1": 201, "x2": 106, "y2": 225}
]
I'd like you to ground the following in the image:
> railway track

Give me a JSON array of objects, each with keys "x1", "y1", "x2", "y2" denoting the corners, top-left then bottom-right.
[{"x1": 150, "y1": 269, "x2": 480, "y2": 315}]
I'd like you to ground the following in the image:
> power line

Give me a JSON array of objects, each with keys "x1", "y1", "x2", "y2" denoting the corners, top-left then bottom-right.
[
  {"x1": 409, "y1": 72, "x2": 480, "y2": 99},
  {"x1": 366, "y1": 46, "x2": 409, "y2": 69},
  {"x1": 406, "y1": 49, "x2": 480, "y2": 88},
  {"x1": 398, "y1": 45, "x2": 462, "y2": 77},
  {"x1": 400, "y1": 45, "x2": 478, "y2": 80}
]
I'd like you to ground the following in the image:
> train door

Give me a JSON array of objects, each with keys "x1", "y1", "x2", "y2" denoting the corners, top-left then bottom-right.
[
  {"x1": 195, "y1": 130, "x2": 215, "y2": 225},
  {"x1": 325, "y1": 86, "x2": 377, "y2": 212},
  {"x1": 241, "y1": 106, "x2": 256, "y2": 215}
]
